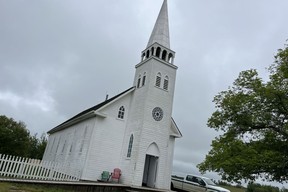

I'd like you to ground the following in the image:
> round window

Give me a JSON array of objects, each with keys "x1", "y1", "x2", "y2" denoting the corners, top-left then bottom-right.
[{"x1": 152, "y1": 107, "x2": 163, "y2": 121}]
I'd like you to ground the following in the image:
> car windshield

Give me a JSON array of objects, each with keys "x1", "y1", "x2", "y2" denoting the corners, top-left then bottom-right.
[{"x1": 203, "y1": 178, "x2": 216, "y2": 186}]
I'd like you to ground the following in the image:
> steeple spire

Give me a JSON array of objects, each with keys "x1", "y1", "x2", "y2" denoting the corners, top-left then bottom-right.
[{"x1": 147, "y1": 0, "x2": 170, "y2": 49}]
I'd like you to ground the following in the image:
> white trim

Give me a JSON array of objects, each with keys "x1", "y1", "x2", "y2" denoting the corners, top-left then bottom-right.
[{"x1": 170, "y1": 118, "x2": 182, "y2": 138}]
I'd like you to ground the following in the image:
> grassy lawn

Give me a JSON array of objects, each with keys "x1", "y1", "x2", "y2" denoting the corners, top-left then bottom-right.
[
  {"x1": 0, "y1": 181, "x2": 246, "y2": 192},
  {"x1": 221, "y1": 185, "x2": 246, "y2": 192},
  {"x1": 0, "y1": 182, "x2": 70, "y2": 192}
]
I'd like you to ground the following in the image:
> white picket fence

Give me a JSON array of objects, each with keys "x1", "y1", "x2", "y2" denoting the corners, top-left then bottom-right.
[{"x1": 0, "y1": 154, "x2": 80, "y2": 181}]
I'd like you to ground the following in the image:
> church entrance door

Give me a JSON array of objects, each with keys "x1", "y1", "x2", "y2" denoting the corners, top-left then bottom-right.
[{"x1": 142, "y1": 155, "x2": 158, "y2": 188}]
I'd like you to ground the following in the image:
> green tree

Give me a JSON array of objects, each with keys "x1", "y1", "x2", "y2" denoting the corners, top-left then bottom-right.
[
  {"x1": 197, "y1": 43, "x2": 288, "y2": 183},
  {"x1": 29, "y1": 133, "x2": 47, "y2": 159},
  {"x1": 0, "y1": 115, "x2": 47, "y2": 159},
  {"x1": 0, "y1": 115, "x2": 31, "y2": 157}
]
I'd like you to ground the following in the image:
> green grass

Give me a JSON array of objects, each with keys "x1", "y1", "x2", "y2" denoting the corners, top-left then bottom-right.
[
  {"x1": 0, "y1": 182, "x2": 70, "y2": 192},
  {"x1": 0, "y1": 181, "x2": 246, "y2": 192},
  {"x1": 0, "y1": 182, "x2": 11, "y2": 192},
  {"x1": 221, "y1": 185, "x2": 246, "y2": 192}
]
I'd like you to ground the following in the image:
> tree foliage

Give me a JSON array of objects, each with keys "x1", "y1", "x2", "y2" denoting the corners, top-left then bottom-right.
[
  {"x1": 0, "y1": 115, "x2": 47, "y2": 159},
  {"x1": 29, "y1": 133, "x2": 48, "y2": 159},
  {"x1": 197, "y1": 43, "x2": 288, "y2": 183}
]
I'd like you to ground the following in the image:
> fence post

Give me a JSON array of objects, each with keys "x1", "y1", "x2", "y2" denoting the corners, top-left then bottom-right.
[
  {"x1": 14, "y1": 156, "x2": 22, "y2": 178},
  {"x1": 22, "y1": 157, "x2": 30, "y2": 179},
  {"x1": 3, "y1": 155, "x2": 12, "y2": 177},
  {"x1": 10, "y1": 155, "x2": 18, "y2": 178}
]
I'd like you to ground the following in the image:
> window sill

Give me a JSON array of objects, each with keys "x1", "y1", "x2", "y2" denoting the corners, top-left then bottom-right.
[{"x1": 155, "y1": 85, "x2": 169, "y2": 92}]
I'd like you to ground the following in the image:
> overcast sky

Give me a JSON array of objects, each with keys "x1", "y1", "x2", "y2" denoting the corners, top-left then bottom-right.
[{"x1": 1, "y1": 0, "x2": 288, "y2": 187}]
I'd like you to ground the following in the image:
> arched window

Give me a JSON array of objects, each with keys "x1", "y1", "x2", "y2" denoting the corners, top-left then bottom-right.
[
  {"x1": 146, "y1": 50, "x2": 150, "y2": 59},
  {"x1": 162, "y1": 50, "x2": 167, "y2": 61},
  {"x1": 56, "y1": 136, "x2": 61, "y2": 154},
  {"x1": 141, "y1": 53, "x2": 146, "y2": 61},
  {"x1": 61, "y1": 140, "x2": 66, "y2": 154},
  {"x1": 142, "y1": 72, "x2": 146, "y2": 86},
  {"x1": 127, "y1": 134, "x2": 134, "y2": 158},
  {"x1": 164, "y1": 76, "x2": 169, "y2": 90},
  {"x1": 118, "y1": 106, "x2": 125, "y2": 119},
  {"x1": 80, "y1": 126, "x2": 88, "y2": 153},
  {"x1": 151, "y1": 47, "x2": 155, "y2": 56},
  {"x1": 69, "y1": 143, "x2": 73, "y2": 153},
  {"x1": 79, "y1": 140, "x2": 84, "y2": 153},
  {"x1": 155, "y1": 72, "x2": 161, "y2": 87},
  {"x1": 156, "y1": 47, "x2": 161, "y2": 58},
  {"x1": 137, "y1": 75, "x2": 141, "y2": 88},
  {"x1": 168, "y1": 53, "x2": 173, "y2": 63}
]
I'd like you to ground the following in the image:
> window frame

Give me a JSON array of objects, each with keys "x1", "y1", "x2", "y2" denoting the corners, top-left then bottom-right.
[
  {"x1": 142, "y1": 72, "x2": 146, "y2": 86},
  {"x1": 155, "y1": 72, "x2": 161, "y2": 87},
  {"x1": 137, "y1": 75, "x2": 141, "y2": 88},
  {"x1": 163, "y1": 76, "x2": 169, "y2": 90},
  {"x1": 127, "y1": 134, "x2": 134, "y2": 158},
  {"x1": 118, "y1": 106, "x2": 125, "y2": 119}
]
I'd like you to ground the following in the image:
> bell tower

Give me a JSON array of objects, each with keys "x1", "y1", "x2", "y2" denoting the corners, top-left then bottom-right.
[{"x1": 121, "y1": 0, "x2": 180, "y2": 189}]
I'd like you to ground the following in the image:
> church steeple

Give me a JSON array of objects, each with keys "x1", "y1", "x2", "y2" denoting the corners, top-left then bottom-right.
[
  {"x1": 128, "y1": 0, "x2": 179, "y2": 189},
  {"x1": 140, "y1": 0, "x2": 175, "y2": 65},
  {"x1": 147, "y1": 0, "x2": 170, "y2": 49}
]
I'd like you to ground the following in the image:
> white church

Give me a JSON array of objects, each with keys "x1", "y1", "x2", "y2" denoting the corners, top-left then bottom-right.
[{"x1": 43, "y1": 0, "x2": 182, "y2": 189}]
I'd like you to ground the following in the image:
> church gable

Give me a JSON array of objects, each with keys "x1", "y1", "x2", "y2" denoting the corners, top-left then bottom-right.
[
  {"x1": 81, "y1": 90, "x2": 135, "y2": 180},
  {"x1": 48, "y1": 87, "x2": 135, "y2": 134},
  {"x1": 96, "y1": 88, "x2": 134, "y2": 121}
]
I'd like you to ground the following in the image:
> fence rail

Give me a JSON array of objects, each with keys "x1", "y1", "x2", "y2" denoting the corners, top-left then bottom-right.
[{"x1": 0, "y1": 154, "x2": 80, "y2": 181}]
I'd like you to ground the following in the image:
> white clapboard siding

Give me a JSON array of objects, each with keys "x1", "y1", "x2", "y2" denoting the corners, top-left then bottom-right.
[{"x1": 0, "y1": 154, "x2": 80, "y2": 181}]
